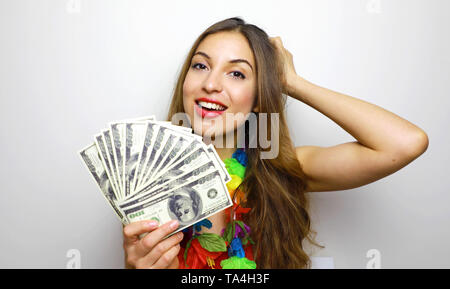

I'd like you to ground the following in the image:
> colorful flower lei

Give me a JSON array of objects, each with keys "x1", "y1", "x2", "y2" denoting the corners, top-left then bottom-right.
[{"x1": 178, "y1": 148, "x2": 256, "y2": 269}]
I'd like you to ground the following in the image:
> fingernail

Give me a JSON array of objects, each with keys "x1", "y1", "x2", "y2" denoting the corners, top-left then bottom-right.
[
  {"x1": 169, "y1": 220, "x2": 179, "y2": 230},
  {"x1": 146, "y1": 221, "x2": 158, "y2": 228},
  {"x1": 177, "y1": 232, "x2": 184, "y2": 240}
]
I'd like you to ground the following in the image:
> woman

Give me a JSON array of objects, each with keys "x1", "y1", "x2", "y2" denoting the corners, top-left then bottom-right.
[{"x1": 122, "y1": 17, "x2": 429, "y2": 269}]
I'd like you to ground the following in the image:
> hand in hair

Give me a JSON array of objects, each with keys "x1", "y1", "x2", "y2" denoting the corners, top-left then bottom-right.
[{"x1": 269, "y1": 36, "x2": 304, "y2": 96}]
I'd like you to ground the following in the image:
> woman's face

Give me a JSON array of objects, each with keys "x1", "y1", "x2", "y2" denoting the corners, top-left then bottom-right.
[{"x1": 183, "y1": 31, "x2": 258, "y2": 138}]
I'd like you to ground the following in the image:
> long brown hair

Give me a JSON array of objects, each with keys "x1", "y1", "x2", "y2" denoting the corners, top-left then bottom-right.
[{"x1": 167, "y1": 17, "x2": 323, "y2": 268}]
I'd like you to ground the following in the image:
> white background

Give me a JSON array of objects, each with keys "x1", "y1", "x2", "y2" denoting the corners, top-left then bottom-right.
[{"x1": 0, "y1": 0, "x2": 448, "y2": 268}]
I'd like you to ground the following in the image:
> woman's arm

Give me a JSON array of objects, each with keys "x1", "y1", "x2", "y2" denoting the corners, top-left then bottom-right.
[
  {"x1": 270, "y1": 37, "x2": 429, "y2": 193},
  {"x1": 291, "y1": 76, "x2": 428, "y2": 192}
]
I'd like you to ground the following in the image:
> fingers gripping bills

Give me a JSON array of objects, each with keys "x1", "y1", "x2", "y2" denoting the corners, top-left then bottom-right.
[{"x1": 79, "y1": 116, "x2": 232, "y2": 237}]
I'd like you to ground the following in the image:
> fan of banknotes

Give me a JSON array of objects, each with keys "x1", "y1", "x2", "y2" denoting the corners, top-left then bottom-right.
[{"x1": 79, "y1": 115, "x2": 232, "y2": 236}]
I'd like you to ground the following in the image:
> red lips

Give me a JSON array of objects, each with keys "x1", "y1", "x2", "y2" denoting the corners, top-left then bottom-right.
[
  {"x1": 194, "y1": 97, "x2": 228, "y2": 119},
  {"x1": 195, "y1": 97, "x2": 228, "y2": 108}
]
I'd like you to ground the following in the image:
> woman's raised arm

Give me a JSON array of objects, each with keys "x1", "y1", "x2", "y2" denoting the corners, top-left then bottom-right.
[{"x1": 270, "y1": 36, "x2": 429, "y2": 193}]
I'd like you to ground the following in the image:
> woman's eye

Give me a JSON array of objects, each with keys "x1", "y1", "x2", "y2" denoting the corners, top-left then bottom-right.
[
  {"x1": 192, "y1": 63, "x2": 206, "y2": 70},
  {"x1": 230, "y1": 71, "x2": 246, "y2": 80}
]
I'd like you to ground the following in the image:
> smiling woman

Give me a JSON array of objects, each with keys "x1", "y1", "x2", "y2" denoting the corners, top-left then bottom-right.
[
  {"x1": 162, "y1": 17, "x2": 323, "y2": 269},
  {"x1": 122, "y1": 16, "x2": 428, "y2": 269}
]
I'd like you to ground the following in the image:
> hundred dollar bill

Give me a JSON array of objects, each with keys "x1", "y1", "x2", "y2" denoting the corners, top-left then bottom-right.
[
  {"x1": 146, "y1": 135, "x2": 192, "y2": 183},
  {"x1": 124, "y1": 122, "x2": 148, "y2": 197},
  {"x1": 122, "y1": 170, "x2": 232, "y2": 236},
  {"x1": 109, "y1": 116, "x2": 157, "y2": 198},
  {"x1": 136, "y1": 126, "x2": 171, "y2": 189},
  {"x1": 145, "y1": 128, "x2": 203, "y2": 184},
  {"x1": 133, "y1": 137, "x2": 202, "y2": 195},
  {"x1": 146, "y1": 139, "x2": 202, "y2": 180},
  {"x1": 134, "y1": 141, "x2": 208, "y2": 196},
  {"x1": 151, "y1": 142, "x2": 230, "y2": 187},
  {"x1": 118, "y1": 160, "x2": 218, "y2": 209},
  {"x1": 131, "y1": 120, "x2": 198, "y2": 193},
  {"x1": 110, "y1": 122, "x2": 126, "y2": 199},
  {"x1": 144, "y1": 133, "x2": 178, "y2": 185},
  {"x1": 131, "y1": 122, "x2": 158, "y2": 194},
  {"x1": 79, "y1": 144, "x2": 127, "y2": 224},
  {"x1": 136, "y1": 122, "x2": 201, "y2": 189},
  {"x1": 94, "y1": 133, "x2": 121, "y2": 200},
  {"x1": 206, "y1": 144, "x2": 231, "y2": 183},
  {"x1": 102, "y1": 129, "x2": 122, "y2": 197}
]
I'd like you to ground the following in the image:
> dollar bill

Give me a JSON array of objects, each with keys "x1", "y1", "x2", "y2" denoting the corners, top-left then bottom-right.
[
  {"x1": 136, "y1": 126, "x2": 171, "y2": 189},
  {"x1": 146, "y1": 139, "x2": 203, "y2": 182},
  {"x1": 131, "y1": 120, "x2": 198, "y2": 192},
  {"x1": 147, "y1": 135, "x2": 192, "y2": 182},
  {"x1": 124, "y1": 122, "x2": 148, "y2": 197},
  {"x1": 79, "y1": 144, "x2": 127, "y2": 224},
  {"x1": 122, "y1": 170, "x2": 232, "y2": 236},
  {"x1": 206, "y1": 144, "x2": 231, "y2": 183},
  {"x1": 136, "y1": 122, "x2": 202, "y2": 189},
  {"x1": 109, "y1": 116, "x2": 156, "y2": 198},
  {"x1": 134, "y1": 142, "x2": 231, "y2": 199},
  {"x1": 144, "y1": 133, "x2": 178, "y2": 185},
  {"x1": 102, "y1": 129, "x2": 122, "y2": 197},
  {"x1": 118, "y1": 160, "x2": 218, "y2": 209},
  {"x1": 131, "y1": 122, "x2": 158, "y2": 194},
  {"x1": 134, "y1": 141, "x2": 209, "y2": 196},
  {"x1": 94, "y1": 133, "x2": 121, "y2": 200},
  {"x1": 110, "y1": 122, "x2": 126, "y2": 199}
]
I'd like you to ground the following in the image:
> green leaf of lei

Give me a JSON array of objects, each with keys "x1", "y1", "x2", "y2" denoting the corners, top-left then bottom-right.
[
  {"x1": 222, "y1": 222, "x2": 234, "y2": 243},
  {"x1": 197, "y1": 233, "x2": 227, "y2": 252},
  {"x1": 221, "y1": 256, "x2": 257, "y2": 269}
]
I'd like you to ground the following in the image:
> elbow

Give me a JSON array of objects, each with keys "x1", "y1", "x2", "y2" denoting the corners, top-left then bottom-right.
[{"x1": 402, "y1": 129, "x2": 429, "y2": 159}]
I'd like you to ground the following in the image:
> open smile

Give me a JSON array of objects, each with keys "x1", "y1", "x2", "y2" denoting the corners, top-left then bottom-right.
[{"x1": 194, "y1": 98, "x2": 228, "y2": 118}]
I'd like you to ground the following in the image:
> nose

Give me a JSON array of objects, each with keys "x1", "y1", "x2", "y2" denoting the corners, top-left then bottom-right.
[{"x1": 203, "y1": 69, "x2": 223, "y2": 93}]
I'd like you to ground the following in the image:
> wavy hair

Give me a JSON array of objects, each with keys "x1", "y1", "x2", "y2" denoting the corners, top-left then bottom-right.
[{"x1": 167, "y1": 17, "x2": 323, "y2": 268}]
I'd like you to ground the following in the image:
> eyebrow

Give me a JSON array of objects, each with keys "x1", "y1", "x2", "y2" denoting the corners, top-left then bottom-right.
[{"x1": 193, "y1": 51, "x2": 253, "y2": 72}]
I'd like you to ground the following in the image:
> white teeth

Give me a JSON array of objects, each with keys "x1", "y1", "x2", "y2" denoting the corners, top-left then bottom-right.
[{"x1": 198, "y1": 101, "x2": 226, "y2": 111}]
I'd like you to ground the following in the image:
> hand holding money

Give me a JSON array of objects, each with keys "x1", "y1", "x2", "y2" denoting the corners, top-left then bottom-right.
[
  {"x1": 123, "y1": 219, "x2": 183, "y2": 269},
  {"x1": 79, "y1": 115, "x2": 232, "y2": 239}
]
